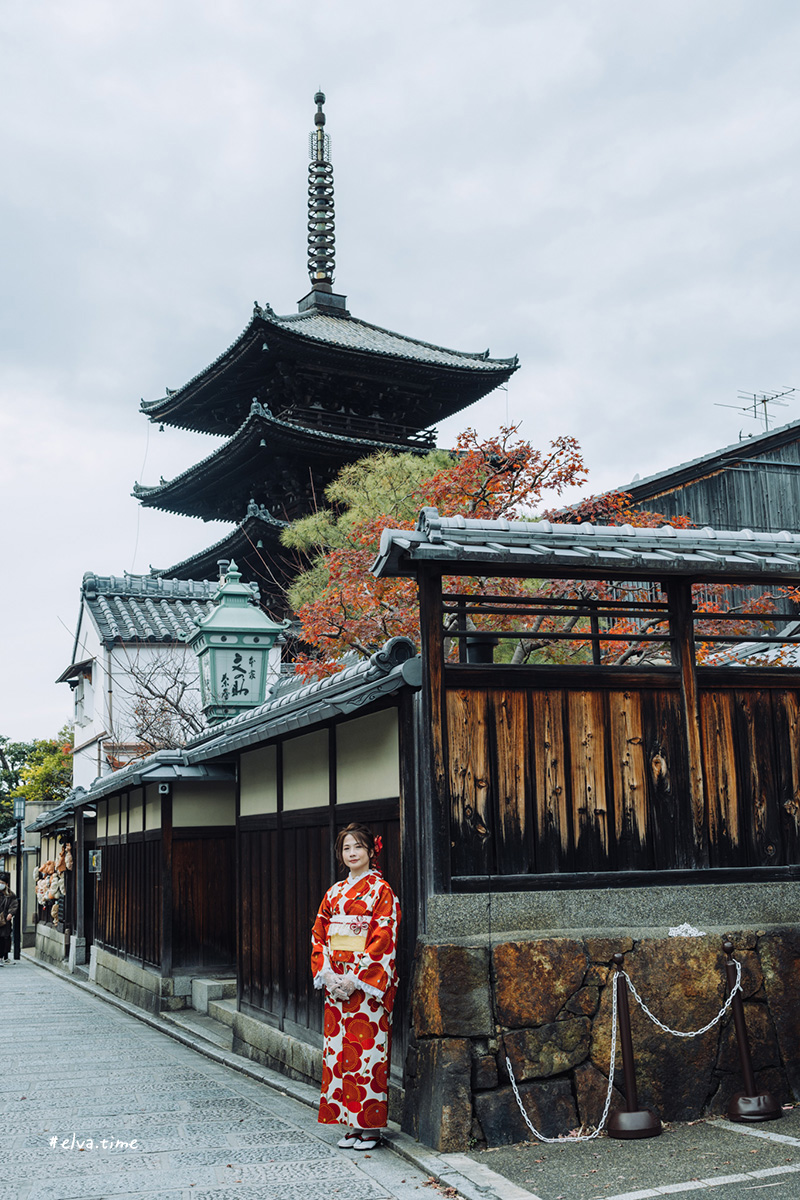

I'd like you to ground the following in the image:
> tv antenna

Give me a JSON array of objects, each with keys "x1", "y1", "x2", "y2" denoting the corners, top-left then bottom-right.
[{"x1": 715, "y1": 387, "x2": 796, "y2": 434}]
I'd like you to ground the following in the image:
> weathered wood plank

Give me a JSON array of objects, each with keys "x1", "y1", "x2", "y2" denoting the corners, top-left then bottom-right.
[
  {"x1": 447, "y1": 688, "x2": 492, "y2": 876},
  {"x1": 771, "y1": 690, "x2": 800, "y2": 864},
  {"x1": 731, "y1": 690, "x2": 781, "y2": 867},
  {"x1": 700, "y1": 690, "x2": 740, "y2": 866},
  {"x1": 639, "y1": 688, "x2": 691, "y2": 870},
  {"x1": 492, "y1": 690, "x2": 532, "y2": 875},
  {"x1": 608, "y1": 689, "x2": 648, "y2": 869},
  {"x1": 419, "y1": 569, "x2": 449, "y2": 891},
  {"x1": 530, "y1": 689, "x2": 571, "y2": 873},
  {"x1": 567, "y1": 691, "x2": 609, "y2": 870},
  {"x1": 668, "y1": 580, "x2": 708, "y2": 866}
]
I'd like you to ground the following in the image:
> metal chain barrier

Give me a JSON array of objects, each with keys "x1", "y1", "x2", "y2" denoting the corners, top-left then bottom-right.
[
  {"x1": 504, "y1": 955, "x2": 742, "y2": 1141},
  {"x1": 621, "y1": 958, "x2": 742, "y2": 1038},
  {"x1": 505, "y1": 973, "x2": 620, "y2": 1143}
]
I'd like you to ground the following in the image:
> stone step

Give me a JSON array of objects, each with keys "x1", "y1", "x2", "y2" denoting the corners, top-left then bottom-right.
[
  {"x1": 160, "y1": 1008, "x2": 234, "y2": 1052},
  {"x1": 207, "y1": 997, "x2": 237, "y2": 1028},
  {"x1": 190, "y1": 976, "x2": 236, "y2": 1014}
]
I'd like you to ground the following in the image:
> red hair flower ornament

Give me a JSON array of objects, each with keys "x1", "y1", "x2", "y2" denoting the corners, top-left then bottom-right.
[{"x1": 373, "y1": 835, "x2": 383, "y2": 856}]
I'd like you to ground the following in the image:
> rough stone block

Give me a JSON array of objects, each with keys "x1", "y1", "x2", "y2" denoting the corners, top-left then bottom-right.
[
  {"x1": 758, "y1": 931, "x2": 800, "y2": 1098},
  {"x1": 584, "y1": 936, "x2": 633, "y2": 963},
  {"x1": 590, "y1": 939, "x2": 726, "y2": 1122},
  {"x1": 471, "y1": 1053, "x2": 498, "y2": 1091},
  {"x1": 564, "y1": 986, "x2": 599, "y2": 1017},
  {"x1": 412, "y1": 944, "x2": 492, "y2": 1037},
  {"x1": 493, "y1": 939, "x2": 587, "y2": 1028},
  {"x1": 474, "y1": 1079, "x2": 577, "y2": 1146},
  {"x1": 585, "y1": 964, "x2": 611, "y2": 988},
  {"x1": 717, "y1": 1003, "x2": 780, "y2": 1074},
  {"x1": 504, "y1": 1018, "x2": 590, "y2": 1080},
  {"x1": 573, "y1": 1062, "x2": 625, "y2": 1128},
  {"x1": 401, "y1": 1037, "x2": 472, "y2": 1151}
]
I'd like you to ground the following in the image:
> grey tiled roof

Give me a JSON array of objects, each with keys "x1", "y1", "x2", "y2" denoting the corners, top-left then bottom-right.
[
  {"x1": 73, "y1": 752, "x2": 236, "y2": 804},
  {"x1": 141, "y1": 306, "x2": 517, "y2": 419},
  {"x1": 372, "y1": 508, "x2": 800, "y2": 581},
  {"x1": 132, "y1": 401, "x2": 426, "y2": 513},
  {"x1": 619, "y1": 417, "x2": 800, "y2": 497},
  {"x1": 81, "y1": 572, "x2": 257, "y2": 645},
  {"x1": 261, "y1": 305, "x2": 517, "y2": 371}
]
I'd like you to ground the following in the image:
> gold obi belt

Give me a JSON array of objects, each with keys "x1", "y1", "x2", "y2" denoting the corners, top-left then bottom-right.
[{"x1": 329, "y1": 933, "x2": 367, "y2": 952}]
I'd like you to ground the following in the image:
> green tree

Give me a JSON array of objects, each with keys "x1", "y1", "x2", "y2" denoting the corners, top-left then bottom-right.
[{"x1": 0, "y1": 726, "x2": 74, "y2": 833}]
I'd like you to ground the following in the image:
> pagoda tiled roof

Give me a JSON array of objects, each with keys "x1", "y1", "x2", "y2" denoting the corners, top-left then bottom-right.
[
  {"x1": 79, "y1": 572, "x2": 257, "y2": 646},
  {"x1": 158, "y1": 505, "x2": 288, "y2": 586},
  {"x1": 260, "y1": 306, "x2": 517, "y2": 371},
  {"x1": 133, "y1": 401, "x2": 435, "y2": 523},
  {"x1": 140, "y1": 304, "x2": 518, "y2": 435}
]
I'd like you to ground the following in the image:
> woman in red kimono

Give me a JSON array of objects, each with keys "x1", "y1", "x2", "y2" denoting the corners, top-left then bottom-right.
[{"x1": 311, "y1": 822, "x2": 400, "y2": 1151}]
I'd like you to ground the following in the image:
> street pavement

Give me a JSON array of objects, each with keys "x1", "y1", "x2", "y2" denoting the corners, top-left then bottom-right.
[
  {"x1": 3, "y1": 954, "x2": 800, "y2": 1200},
  {"x1": 0, "y1": 956, "x2": 457, "y2": 1200}
]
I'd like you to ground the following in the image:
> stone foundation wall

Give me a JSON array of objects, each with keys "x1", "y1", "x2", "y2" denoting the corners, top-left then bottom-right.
[
  {"x1": 88, "y1": 946, "x2": 192, "y2": 1014},
  {"x1": 35, "y1": 923, "x2": 68, "y2": 966},
  {"x1": 403, "y1": 928, "x2": 800, "y2": 1151}
]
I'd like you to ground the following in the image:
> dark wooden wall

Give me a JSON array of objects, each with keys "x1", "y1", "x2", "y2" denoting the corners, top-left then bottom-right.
[
  {"x1": 239, "y1": 800, "x2": 402, "y2": 1044},
  {"x1": 94, "y1": 790, "x2": 236, "y2": 972},
  {"x1": 628, "y1": 437, "x2": 800, "y2": 533},
  {"x1": 444, "y1": 676, "x2": 800, "y2": 883},
  {"x1": 172, "y1": 829, "x2": 236, "y2": 969},
  {"x1": 94, "y1": 835, "x2": 162, "y2": 967}
]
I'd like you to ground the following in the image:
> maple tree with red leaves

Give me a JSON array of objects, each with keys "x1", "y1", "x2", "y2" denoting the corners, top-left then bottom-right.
[
  {"x1": 282, "y1": 427, "x2": 587, "y2": 675},
  {"x1": 282, "y1": 430, "x2": 792, "y2": 676}
]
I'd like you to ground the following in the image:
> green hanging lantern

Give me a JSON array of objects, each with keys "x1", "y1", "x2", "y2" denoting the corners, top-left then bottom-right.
[{"x1": 188, "y1": 562, "x2": 289, "y2": 724}]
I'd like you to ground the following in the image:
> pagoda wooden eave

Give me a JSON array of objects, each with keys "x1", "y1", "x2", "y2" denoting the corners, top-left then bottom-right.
[
  {"x1": 159, "y1": 510, "x2": 289, "y2": 590},
  {"x1": 133, "y1": 401, "x2": 432, "y2": 523},
  {"x1": 140, "y1": 305, "x2": 518, "y2": 436}
]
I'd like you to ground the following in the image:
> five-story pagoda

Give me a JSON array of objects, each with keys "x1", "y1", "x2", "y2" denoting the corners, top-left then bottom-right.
[{"x1": 135, "y1": 93, "x2": 518, "y2": 604}]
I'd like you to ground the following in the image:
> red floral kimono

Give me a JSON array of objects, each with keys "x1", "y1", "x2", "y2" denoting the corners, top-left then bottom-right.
[{"x1": 311, "y1": 869, "x2": 400, "y2": 1129}]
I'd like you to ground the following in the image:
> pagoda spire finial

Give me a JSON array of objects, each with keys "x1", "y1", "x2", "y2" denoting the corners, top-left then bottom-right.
[{"x1": 307, "y1": 91, "x2": 335, "y2": 292}]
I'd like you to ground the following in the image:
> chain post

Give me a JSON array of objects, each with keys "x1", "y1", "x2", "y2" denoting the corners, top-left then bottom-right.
[
  {"x1": 723, "y1": 941, "x2": 782, "y2": 1124},
  {"x1": 607, "y1": 954, "x2": 662, "y2": 1140}
]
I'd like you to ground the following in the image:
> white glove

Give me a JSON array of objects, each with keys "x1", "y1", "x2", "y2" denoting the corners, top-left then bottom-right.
[
  {"x1": 337, "y1": 974, "x2": 357, "y2": 998},
  {"x1": 320, "y1": 968, "x2": 340, "y2": 993}
]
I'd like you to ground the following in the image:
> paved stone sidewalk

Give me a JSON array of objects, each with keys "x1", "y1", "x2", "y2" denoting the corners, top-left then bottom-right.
[
  {"x1": 467, "y1": 1105, "x2": 800, "y2": 1200},
  {"x1": 0, "y1": 957, "x2": 455, "y2": 1200}
]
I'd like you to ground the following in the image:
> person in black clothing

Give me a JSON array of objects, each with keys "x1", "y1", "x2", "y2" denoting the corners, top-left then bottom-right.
[{"x1": 0, "y1": 871, "x2": 19, "y2": 962}]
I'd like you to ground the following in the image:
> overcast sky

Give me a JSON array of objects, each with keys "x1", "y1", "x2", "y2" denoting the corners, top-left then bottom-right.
[{"x1": 2, "y1": 0, "x2": 799, "y2": 740}]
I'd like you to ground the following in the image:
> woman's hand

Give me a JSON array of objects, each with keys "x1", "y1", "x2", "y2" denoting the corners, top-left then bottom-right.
[{"x1": 337, "y1": 975, "x2": 357, "y2": 997}]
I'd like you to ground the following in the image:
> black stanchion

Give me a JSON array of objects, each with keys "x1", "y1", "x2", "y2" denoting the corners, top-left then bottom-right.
[
  {"x1": 607, "y1": 953, "x2": 662, "y2": 1140},
  {"x1": 723, "y1": 941, "x2": 781, "y2": 1123}
]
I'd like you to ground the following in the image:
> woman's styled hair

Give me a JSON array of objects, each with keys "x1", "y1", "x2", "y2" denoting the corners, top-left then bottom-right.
[{"x1": 334, "y1": 823, "x2": 376, "y2": 870}]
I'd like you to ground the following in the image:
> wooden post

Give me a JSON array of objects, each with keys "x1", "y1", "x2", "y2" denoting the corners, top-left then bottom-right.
[
  {"x1": 75, "y1": 807, "x2": 85, "y2": 942},
  {"x1": 160, "y1": 786, "x2": 173, "y2": 980},
  {"x1": 418, "y1": 567, "x2": 450, "y2": 893},
  {"x1": 234, "y1": 760, "x2": 242, "y2": 1013},
  {"x1": 667, "y1": 579, "x2": 708, "y2": 867}
]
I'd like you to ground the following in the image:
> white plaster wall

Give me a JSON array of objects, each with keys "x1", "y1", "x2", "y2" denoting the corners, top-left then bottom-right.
[
  {"x1": 240, "y1": 745, "x2": 278, "y2": 816},
  {"x1": 172, "y1": 783, "x2": 235, "y2": 827},
  {"x1": 283, "y1": 730, "x2": 330, "y2": 810},
  {"x1": 144, "y1": 785, "x2": 161, "y2": 831},
  {"x1": 336, "y1": 709, "x2": 400, "y2": 804}
]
